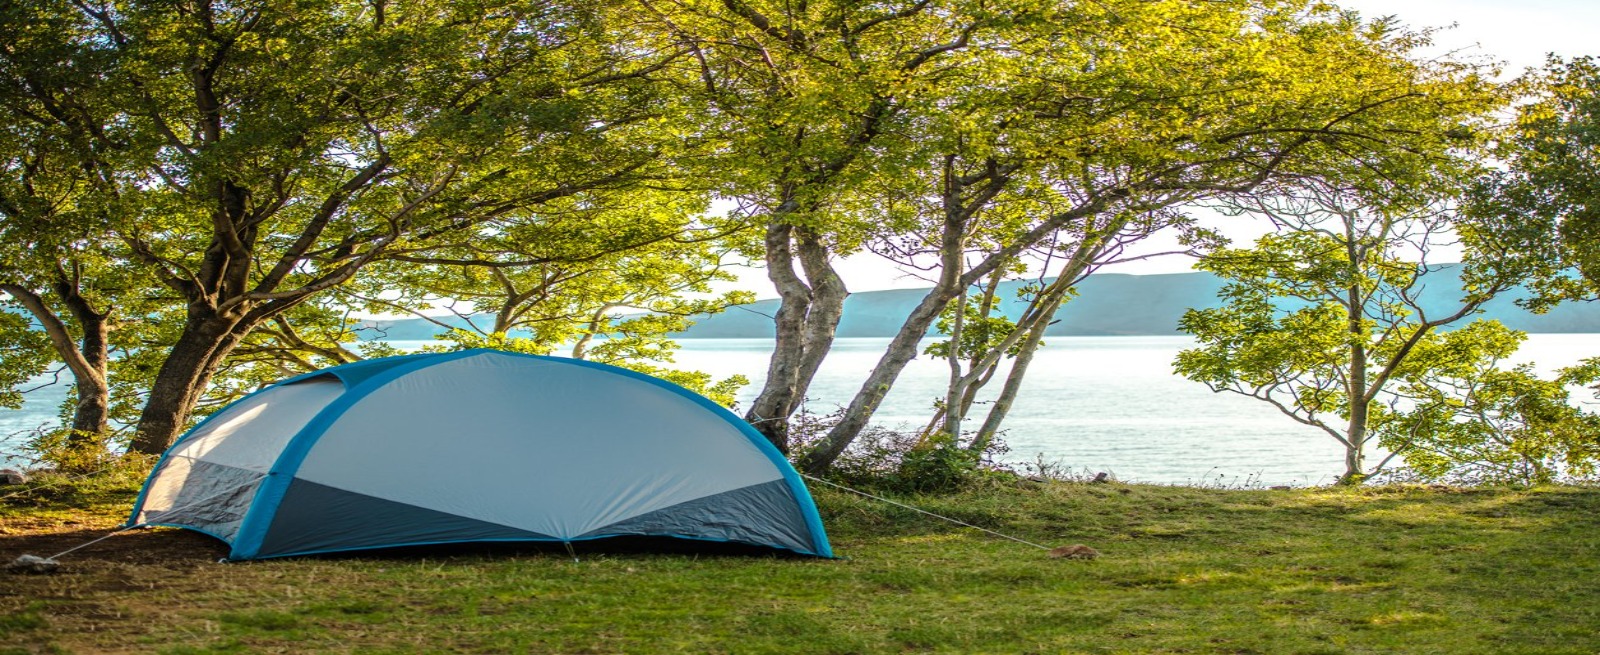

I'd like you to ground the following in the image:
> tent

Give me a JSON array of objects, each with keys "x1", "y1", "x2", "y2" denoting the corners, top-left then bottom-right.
[{"x1": 128, "y1": 349, "x2": 831, "y2": 560}]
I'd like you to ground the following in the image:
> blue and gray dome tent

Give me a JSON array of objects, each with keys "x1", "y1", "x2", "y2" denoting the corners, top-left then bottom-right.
[{"x1": 129, "y1": 349, "x2": 831, "y2": 560}]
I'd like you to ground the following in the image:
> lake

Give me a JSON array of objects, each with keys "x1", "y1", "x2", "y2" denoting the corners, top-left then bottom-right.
[{"x1": 5, "y1": 335, "x2": 1598, "y2": 485}]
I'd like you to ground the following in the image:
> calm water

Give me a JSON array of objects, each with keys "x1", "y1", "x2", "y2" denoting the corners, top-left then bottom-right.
[{"x1": 5, "y1": 335, "x2": 1598, "y2": 485}]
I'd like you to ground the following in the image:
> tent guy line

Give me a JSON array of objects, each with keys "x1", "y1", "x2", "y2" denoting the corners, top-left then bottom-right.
[
  {"x1": 7, "y1": 473, "x2": 265, "y2": 573},
  {"x1": 800, "y1": 474, "x2": 1055, "y2": 551}
]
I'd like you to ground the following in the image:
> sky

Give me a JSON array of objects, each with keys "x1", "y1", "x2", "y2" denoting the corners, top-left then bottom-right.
[{"x1": 720, "y1": 0, "x2": 1600, "y2": 297}]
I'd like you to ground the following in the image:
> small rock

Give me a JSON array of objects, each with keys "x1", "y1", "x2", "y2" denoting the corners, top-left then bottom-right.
[
  {"x1": 1269, "y1": 485, "x2": 1292, "y2": 490},
  {"x1": 0, "y1": 469, "x2": 27, "y2": 485},
  {"x1": 1091, "y1": 472, "x2": 1109, "y2": 484},
  {"x1": 1048, "y1": 544, "x2": 1100, "y2": 560},
  {"x1": 7, "y1": 554, "x2": 60, "y2": 574}
]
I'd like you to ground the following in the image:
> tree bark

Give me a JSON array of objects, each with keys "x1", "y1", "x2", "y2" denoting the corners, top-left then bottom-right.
[
  {"x1": 744, "y1": 221, "x2": 810, "y2": 452},
  {"x1": 963, "y1": 226, "x2": 1119, "y2": 452},
  {"x1": 743, "y1": 219, "x2": 849, "y2": 454},
  {"x1": 798, "y1": 283, "x2": 959, "y2": 473},
  {"x1": 1, "y1": 281, "x2": 112, "y2": 451},
  {"x1": 967, "y1": 275, "x2": 1079, "y2": 454},
  {"x1": 970, "y1": 315, "x2": 1046, "y2": 454},
  {"x1": 129, "y1": 309, "x2": 251, "y2": 454},
  {"x1": 798, "y1": 189, "x2": 963, "y2": 470},
  {"x1": 1343, "y1": 280, "x2": 1369, "y2": 484},
  {"x1": 790, "y1": 226, "x2": 848, "y2": 406},
  {"x1": 940, "y1": 288, "x2": 967, "y2": 441},
  {"x1": 59, "y1": 288, "x2": 111, "y2": 442},
  {"x1": 797, "y1": 196, "x2": 1127, "y2": 474}
]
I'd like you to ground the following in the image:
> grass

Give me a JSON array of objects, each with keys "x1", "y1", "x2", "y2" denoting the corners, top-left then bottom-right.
[{"x1": 2, "y1": 471, "x2": 1598, "y2": 654}]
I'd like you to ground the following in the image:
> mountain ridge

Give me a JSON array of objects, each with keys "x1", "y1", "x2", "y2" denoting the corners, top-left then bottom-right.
[{"x1": 358, "y1": 267, "x2": 1600, "y2": 340}]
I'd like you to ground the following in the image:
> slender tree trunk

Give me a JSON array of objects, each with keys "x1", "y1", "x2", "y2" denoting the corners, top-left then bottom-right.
[
  {"x1": 800, "y1": 191, "x2": 967, "y2": 472},
  {"x1": 966, "y1": 317, "x2": 1043, "y2": 451},
  {"x1": 940, "y1": 291, "x2": 967, "y2": 441},
  {"x1": 798, "y1": 285, "x2": 958, "y2": 473},
  {"x1": 962, "y1": 219, "x2": 1122, "y2": 453},
  {"x1": 571, "y1": 306, "x2": 610, "y2": 360},
  {"x1": 790, "y1": 226, "x2": 848, "y2": 405},
  {"x1": 1343, "y1": 279, "x2": 1369, "y2": 484},
  {"x1": 958, "y1": 271, "x2": 1004, "y2": 421},
  {"x1": 970, "y1": 301, "x2": 1055, "y2": 454},
  {"x1": 921, "y1": 357, "x2": 997, "y2": 443},
  {"x1": 941, "y1": 270, "x2": 1011, "y2": 442},
  {"x1": 796, "y1": 172, "x2": 1125, "y2": 474},
  {"x1": 53, "y1": 281, "x2": 112, "y2": 445},
  {"x1": 745, "y1": 221, "x2": 810, "y2": 451},
  {"x1": 65, "y1": 311, "x2": 110, "y2": 442}
]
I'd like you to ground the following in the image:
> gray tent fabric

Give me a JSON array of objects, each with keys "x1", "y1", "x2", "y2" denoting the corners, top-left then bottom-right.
[
  {"x1": 137, "y1": 458, "x2": 263, "y2": 543},
  {"x1": 128, "y1": 349, "x2": 832, "y2": 559}
]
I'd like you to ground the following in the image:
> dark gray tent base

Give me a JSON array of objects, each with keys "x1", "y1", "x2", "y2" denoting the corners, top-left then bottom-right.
[
  {"x1": 238, "y1": 478, "x2": 822, "y2": 559},
  {"x1": 234, "y1": 536, "x2": 822, "y2": 562}
]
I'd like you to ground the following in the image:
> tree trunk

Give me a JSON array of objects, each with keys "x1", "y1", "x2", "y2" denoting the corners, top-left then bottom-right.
[
  {"x1": 790, "y1": 226, "x2": 848, "y2": 406},
  {"x1": 798, "y1": 282, "x2": 959, "y2": 474},
  {"x1": 129, "y1": 311, "x2": 249, "y2": 454},
  {"x1": 955, "y1": 270, "x2": 1005, "y2": 424},
  {"x1": 54, "y1": 282, "x2": 112, "y2": 447},
  {"x1": 962, "y1": 222, "x2": 1118, "y2": 453},
  {"x1": 1342, "y1": 278, "x2": 1369, "y2": 484},
  {"x1": 66, "y1": 313, "x2": 110, "y2": 443},
  {"x1": 743, "y1": 220, "x2": 849, "y2": 454},
  {"x1": 1343, "y1": 349, "x2": 1369, "y2": 483},
  {"x1": 970, "y1": 308, "x2": 1049, "y2": 454},
  {"x1": 1, "y1": 282, "x2": 112, "y2": 454},
  {"x1": 744, "y1": 222, "x2": 810, "y2": 452},
  {"x1": 940, "y1": 291, "x2": 967, "y2": 441}
]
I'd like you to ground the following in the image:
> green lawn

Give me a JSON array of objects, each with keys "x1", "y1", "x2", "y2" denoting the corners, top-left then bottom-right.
[{"x1": 3, "y1": 472, "x2": 1597, "y2": 654}]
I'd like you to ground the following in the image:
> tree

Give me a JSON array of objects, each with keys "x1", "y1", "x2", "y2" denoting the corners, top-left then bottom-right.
[
  {"x1": 190, "y1": 298, "x2": 393, "y2": 415},
  {"x1": 1385, "y1": 329, "x2": 1600, "y2": 484},
  {"x1": 916, "y1": 207, "x2": 1202, "y2": 457},
  {"x1": 642, "y1": 0, "x2": 989, "y2": 452},
  {"x1": 1176, "y1": 185, "x2": 1528, "y2": 483},
  {"x1": 1466, "y1": 57, "x2": 1600, "y2": 307},
  {"x1": 0, "y1": 0, "x2": 143, "y2": 460},
  {"x1": 5, "y1": 0, "x2": 686, "y2": 454},
  {"x1": 797, "y1": 1, "x2": 1505, "y2": 475}
]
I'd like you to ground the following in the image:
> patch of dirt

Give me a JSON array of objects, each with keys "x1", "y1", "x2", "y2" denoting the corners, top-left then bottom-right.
[
  {"x1": 1, "y1": 522, "x2": 230, "y2": 653},
  {"x1": 2, "y1": 524, "x2": 226, "y2": 569}
]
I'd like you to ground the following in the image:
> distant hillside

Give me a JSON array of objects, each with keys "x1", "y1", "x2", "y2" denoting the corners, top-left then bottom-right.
[{"x1": 359, "y1": 266, "x2": 1600, "y2": 340}]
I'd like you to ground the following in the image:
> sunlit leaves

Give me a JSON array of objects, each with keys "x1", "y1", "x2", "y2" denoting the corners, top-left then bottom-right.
[
  {"x1": 1388, "y1": 338, "x2": 1600, "y2": 485},
  {"x1": 1465, "y1": 57, "x2": 1600, "y2": 308},
  {"x1": 0, "y1": 311, "x2": 52, "y2": 410}
]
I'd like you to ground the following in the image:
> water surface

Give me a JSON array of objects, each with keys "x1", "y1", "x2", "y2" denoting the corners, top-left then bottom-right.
[{"x1": 5, "y1": 335, "x2": 1596, "y2": 485}]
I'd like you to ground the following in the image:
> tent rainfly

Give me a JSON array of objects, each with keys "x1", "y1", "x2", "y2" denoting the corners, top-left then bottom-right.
[{"x1": 129, "y1": 349, "x2": 832, "y2": 560}]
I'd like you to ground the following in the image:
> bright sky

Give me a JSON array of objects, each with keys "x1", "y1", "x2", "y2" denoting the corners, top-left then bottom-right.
[{"x1": 722, "y1": 0, "x2": 1600, "y2": 297}]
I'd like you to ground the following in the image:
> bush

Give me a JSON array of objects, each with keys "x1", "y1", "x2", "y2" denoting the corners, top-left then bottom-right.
[
  {"x1": 22, "y1": 427, "x2": 123, "y2": 474},
  {"x1": 788, "y1": 407, "x2": 1009, "y2": 494}
]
